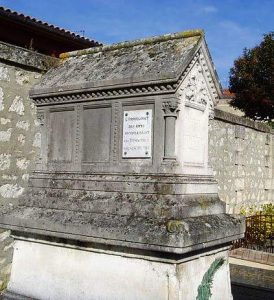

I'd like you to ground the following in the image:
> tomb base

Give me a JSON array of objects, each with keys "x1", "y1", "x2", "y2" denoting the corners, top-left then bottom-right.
[
  {"x1": 0, "y1": 172, "x2": 244, "y2": 299},
  {"x1": 4, "y1": 238, "x2": 232, "y2": 300}
]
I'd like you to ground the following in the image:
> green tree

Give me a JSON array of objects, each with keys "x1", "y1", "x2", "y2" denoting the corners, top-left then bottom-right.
[{"x1": 229, "y1": 32, "x2": 274, "y2": 121}]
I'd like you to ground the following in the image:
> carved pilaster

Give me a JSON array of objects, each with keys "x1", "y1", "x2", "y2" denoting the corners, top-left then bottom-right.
[
  {"x1": 112, "y1": 101, "x2": 120, "y2": 163},
  {"x1": 35, "y1": 111, "x2": 45, "y2": 165},
  {"x1": 162, "y1": 98, "x2": 180, "y2": 161},
  {"x1": 35, "y1": 110, "x2": 47, "y2": 169},
  {"x1": 74, "y1": 104, "x2": 82, "y2": 168}
]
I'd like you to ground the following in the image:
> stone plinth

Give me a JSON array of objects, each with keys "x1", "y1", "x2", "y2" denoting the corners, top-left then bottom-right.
[{"x1": 5, "y1": 240, "x2": 232, "y2": 300}]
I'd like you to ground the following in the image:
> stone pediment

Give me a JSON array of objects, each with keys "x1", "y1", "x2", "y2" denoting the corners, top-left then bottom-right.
[{"x1": 177, "y1": 51, "x2": 218, "y2": 118}]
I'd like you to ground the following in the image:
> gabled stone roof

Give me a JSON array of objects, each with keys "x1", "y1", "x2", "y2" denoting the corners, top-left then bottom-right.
[{"x1": 31, "y1": 30, "x2": 204, "y2": 95}]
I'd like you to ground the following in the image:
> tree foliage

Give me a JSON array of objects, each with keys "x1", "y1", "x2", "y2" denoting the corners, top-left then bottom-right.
[{"x1": 229, "y1": 32, "x2": 274, "y2": 121}]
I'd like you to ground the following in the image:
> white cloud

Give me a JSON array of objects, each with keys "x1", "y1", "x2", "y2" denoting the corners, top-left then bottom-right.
[{"x1": 201, "y1": 5, "x2": 218, "y2": 13}]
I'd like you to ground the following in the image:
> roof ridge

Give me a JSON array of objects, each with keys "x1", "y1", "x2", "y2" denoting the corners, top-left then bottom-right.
[{"x1": 60, "y1": 29, "x2": 204, "y2": 59}]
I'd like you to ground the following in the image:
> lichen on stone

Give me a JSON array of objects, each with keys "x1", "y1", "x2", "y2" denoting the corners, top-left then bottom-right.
[{"x1": 33, "y1": 30, "x2": 202, "y2": 93}]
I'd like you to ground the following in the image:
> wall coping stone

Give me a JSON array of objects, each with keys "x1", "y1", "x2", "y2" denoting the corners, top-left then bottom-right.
[
  {"x1": 230, "y1": 248, "x2": 274, "y2": 266},
  {"x1": 0, "y1": 41, "x2": 59, "y2": 72},
  {"x1": 230, "y1": 264, "x2": 274, "y2": 290},
  {"x1": 214, "y1": 108, "x2": 274, "y2": 134}
]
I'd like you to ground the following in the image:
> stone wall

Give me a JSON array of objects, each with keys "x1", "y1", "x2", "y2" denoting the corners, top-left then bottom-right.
[
  {"x1": 209, "y1": 109, "x2": 273, "y2": 214},
  {"x1": 0, "y1": 41, "x2": 57, "y2": 290}
]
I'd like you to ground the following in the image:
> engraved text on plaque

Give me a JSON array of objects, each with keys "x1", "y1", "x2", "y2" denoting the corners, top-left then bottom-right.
[{"x1": 122, "y1": 109, "x2": 152, "y2": 158}]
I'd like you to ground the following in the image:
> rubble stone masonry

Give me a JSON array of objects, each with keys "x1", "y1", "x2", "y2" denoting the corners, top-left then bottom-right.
[
  {"x1": 209, "y1": 109, "x2": 273, "y2": 214},
  {"x1": 0, "y1": 41, "x2": 57, "y2": 290}
]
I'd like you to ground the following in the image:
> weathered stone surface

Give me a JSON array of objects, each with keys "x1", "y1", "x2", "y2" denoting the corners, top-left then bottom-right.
[
  {"x1": 0, "y1": 41, "x2": 58, "y2": 71},
  {"x1": 209, "y1": 109, "x2": 273, "y2": 213},
  {"x1": 3, "y1": 241, "x2": 232, "y2": 300},
  {"x1": 214, "y1": 108, "x2": 273, "y2": 133},
  {"x1": 0, "y1": 206, "x2": 244, "y2": 254},
  {"x1": 230, "y1": 264, "x2": 274, "y2": 290},
  {"x1": 0, "y1": 42, "x2": 59, "y2": 291},
  {"x1": 31, "y1": 31, "x2": 202, "y2": 95},
  {"x1": 0, "y1": 171, "x2": 242, "y2": 254},
  {"x1": 0, "y1": 64, "x2": 41, "y2": 203},
  {"x1": 230, "y1": 248, "x2": 274, "y2": 265},
  {"x1": 1, "y1": 31, "x2": 244, "y2": 253},
  {"x1": 0, "y1": 229, "x2": 12, "y2": 291}
]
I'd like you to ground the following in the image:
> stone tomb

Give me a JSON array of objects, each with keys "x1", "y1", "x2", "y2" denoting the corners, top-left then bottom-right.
[{"x1": 0, "y1": 30, "x2": 244, "y2": 299}]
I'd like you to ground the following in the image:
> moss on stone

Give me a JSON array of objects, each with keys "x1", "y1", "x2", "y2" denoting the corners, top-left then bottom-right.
[
  {"x1": 58, "y1": 29, "x2": 204, "y2": 59},
  {"x1": 166, "y1": 220, "x2": 183, "y2": 233},
  {"x1": 0, "y1": 275, "x2": 9, "y2": 291},
  {"x1": 198, "y1": 196, "x2": 211, "y2": 210}
]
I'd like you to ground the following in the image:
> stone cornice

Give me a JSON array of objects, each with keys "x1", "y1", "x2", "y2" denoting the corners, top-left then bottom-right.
[{"x1": 31, "y1": 81, "x2": 178, "y2": 105}]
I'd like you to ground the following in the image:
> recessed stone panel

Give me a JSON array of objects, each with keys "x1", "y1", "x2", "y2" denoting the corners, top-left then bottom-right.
[
  {"x1": 48, "y1": 109, "x2": 75, "y2": 162},
  {"x1": 183, "y1": 108, "x2": 205, "y2": 165},
  {"x1": 83, "y1": 106, "x2": 111, "y2": 162}
]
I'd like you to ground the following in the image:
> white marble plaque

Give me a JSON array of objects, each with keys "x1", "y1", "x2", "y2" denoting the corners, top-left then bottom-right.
[{"x1": 122, "y1": 109, "x2": 152, "y2": 158}]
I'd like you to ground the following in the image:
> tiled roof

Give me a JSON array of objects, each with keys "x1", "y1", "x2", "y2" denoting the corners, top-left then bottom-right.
[
  {"x1": 222, "y1": 88, "x2": 235, "y2": 98},
  {"x1": 0, "y1": 6, "x2": 101, "y2": 46}
]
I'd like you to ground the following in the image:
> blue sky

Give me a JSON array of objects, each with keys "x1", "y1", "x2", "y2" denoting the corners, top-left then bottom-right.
[{"x1": 1, "y1": 0, "x2": 273, "y2": 87}]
